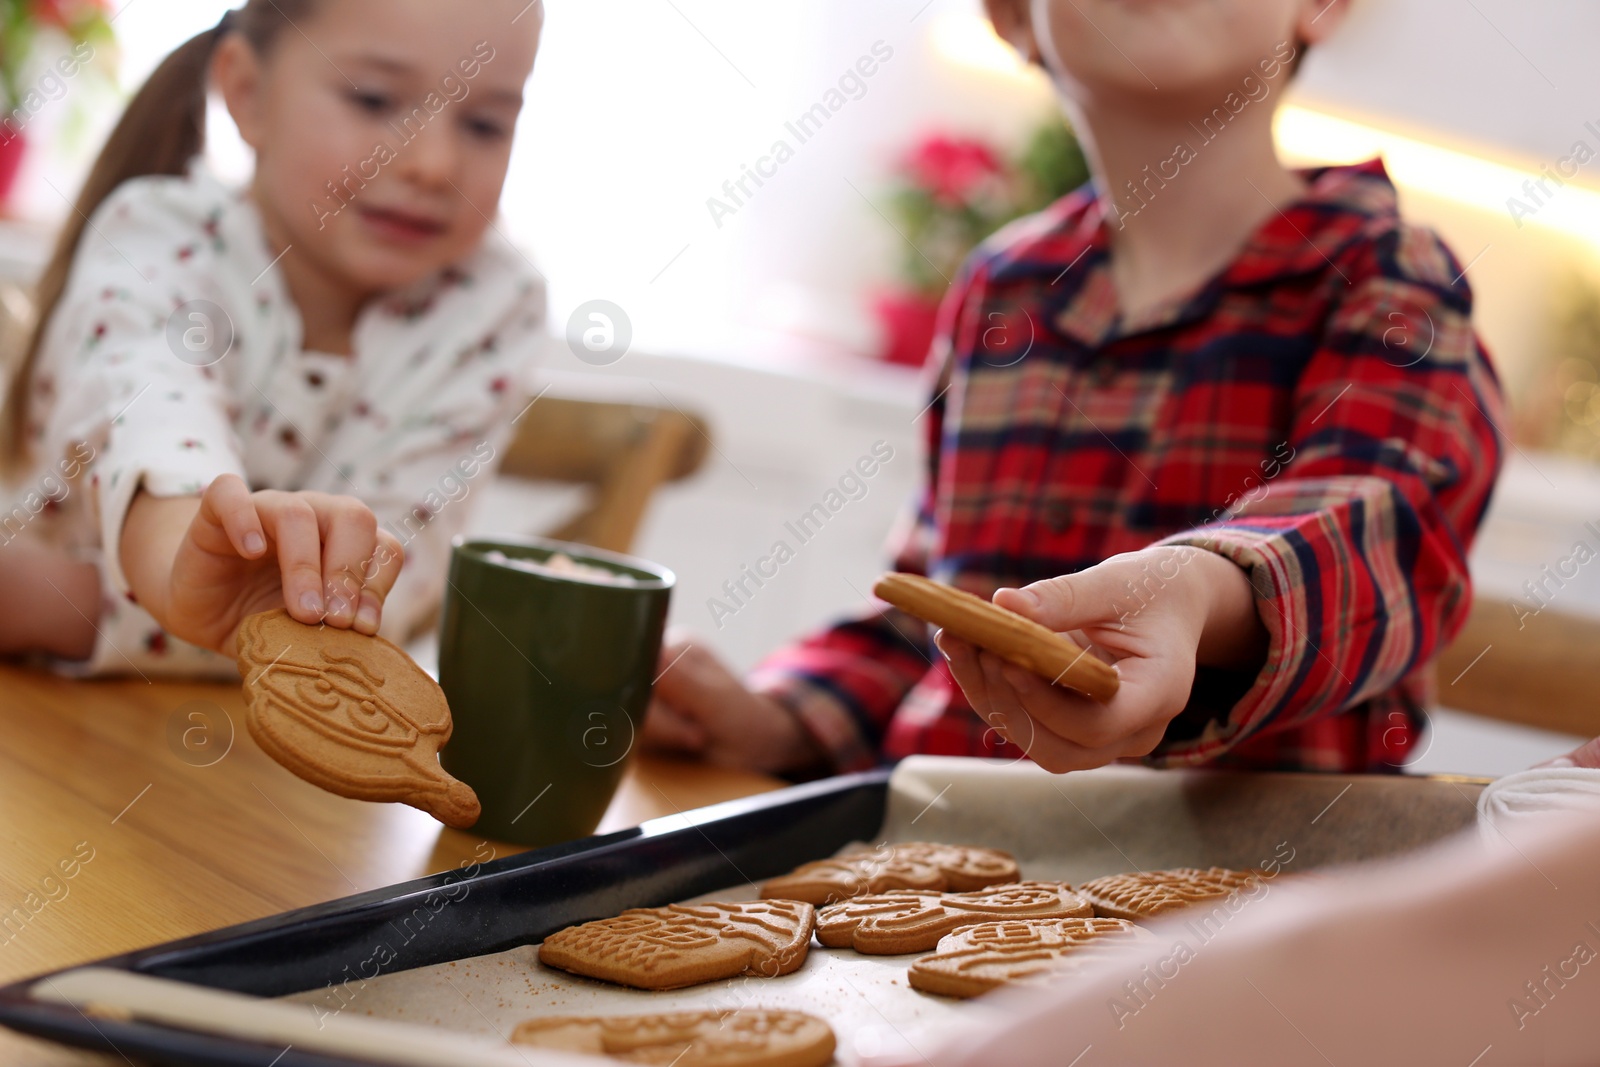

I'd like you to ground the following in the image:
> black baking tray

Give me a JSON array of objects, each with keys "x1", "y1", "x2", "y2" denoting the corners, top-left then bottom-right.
[
  {"x1": 0, "y1": 768, "x2": 891, "y2": 1067},
  {"x1": 0, "y1": 765, "x2": 1483, "y2": 1066}
]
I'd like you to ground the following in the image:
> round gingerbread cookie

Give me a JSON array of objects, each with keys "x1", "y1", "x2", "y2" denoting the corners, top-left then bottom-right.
[
  {"x1": 1080, "y1": 867, "x2": 1266, "y2": 920},
  {"x1": 760, "y1": 842, "x2": 1020, "y2": 906},
  {"x1": 873, "y1": 572, "x2": 1119, "y2": 701},
  {"x1": 816, "y1": 881, "x2": 1092, "y2": 954},
  {"x1": 537, "y1": 901, "x2": 816, "y2": 991},
  {"x1": 909, "y1": 917, "x2": 1155, "y2": 998}
]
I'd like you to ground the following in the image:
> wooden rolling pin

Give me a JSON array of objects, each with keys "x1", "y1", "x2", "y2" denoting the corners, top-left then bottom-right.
[{"x1": 873, "y1": 572, "x2": 1120, "y2": 702}]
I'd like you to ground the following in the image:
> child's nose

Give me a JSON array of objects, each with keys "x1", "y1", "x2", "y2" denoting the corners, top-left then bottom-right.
[{"x1": 395, "y1": 121, "x2": 457, "y2": 191}]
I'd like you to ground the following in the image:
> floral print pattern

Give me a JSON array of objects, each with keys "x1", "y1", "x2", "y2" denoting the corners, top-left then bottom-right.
[{"x1": 21, "y1": 165, "x2": 546, "y2": 678}]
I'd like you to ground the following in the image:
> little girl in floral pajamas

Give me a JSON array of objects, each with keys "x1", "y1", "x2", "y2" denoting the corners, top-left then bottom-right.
[{"x1": 0, "y1": 0, "x2": 545, "y2": 676}]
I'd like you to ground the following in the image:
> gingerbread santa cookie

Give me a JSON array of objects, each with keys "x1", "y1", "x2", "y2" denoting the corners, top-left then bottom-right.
[{"x1": 235, "y1": 609, "x2": 480, "y2": 828}]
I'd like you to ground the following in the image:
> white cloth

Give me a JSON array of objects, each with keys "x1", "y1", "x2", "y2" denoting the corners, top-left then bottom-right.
[
  {"x1": 19, "y1": 164, "x2": 546, "y2": 678},
  {"x1": 1477, "y1": 767, "x2": 1600, "y2": 847}
]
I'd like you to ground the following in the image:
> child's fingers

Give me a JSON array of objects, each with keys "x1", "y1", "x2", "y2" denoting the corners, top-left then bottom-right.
[
  {"x1": 252, "y1": 492, "x2": 327, "y2": 623},
  {"x1": 197, "y1": 473, "x2": 267, "y2": 558},
  {"x1": 943, "y1": 630, "x2": 1130, "y2": 765},
  {"x1": 351, "y1": 530, "x2": 405, "y2": 635},
  {"x1": 1001, "y1": 716, "x2": 1126, "y2": 773},
  {"x1": 650, "y1": 639, "x2": 703, "y2": 705},
  {"x1": 1566, "y1": 737, "x2": 1600, "y2": 769},
  {"x1": 974, "y1": 650, "x2": 1040, "y2": 747},
  {"x1": 995, "y1": 555, "x2": 1151, "y2": 633},
  {"x1": 313, "y1": 495, "x2": 381, "y2": 628},
  {"x1": 1001, "y1": 661, "x2": 1134, "y2": 751},
  {"x1": 981, "y1": 658, "x2": 1134, "y2": 771},
  {"x1": 642, "y1": 699, "x2": 708, "y2": 754},
  {"x1": 935, "y1": 630, "x2": 987, "y2": 699},
  {"x1": 1000, "y1": 657, "x2": 1173, "y2": 767},
  {"x1": 1537, "y1": 735, "x2": 1600, "y2": 769}
]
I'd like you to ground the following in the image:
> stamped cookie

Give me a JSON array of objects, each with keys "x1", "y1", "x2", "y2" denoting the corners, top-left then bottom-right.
[
  {"x1": 537, "y1": 901, "x2": 816, "y2": 991},
  {"x1": 760, "y1": 842, "x2": 1019, "y2": 906},
  {"x1": 1080, "y1": 867, "x2": 1265, "y2": 920},
  {"x1": 909, "y1": 917, "x2": 1154, "y2": 998},
  {"x1": 511, "y1": 1009, "x2": 835, "y2": 1067},
  {"x1": 234, "y1": 609, "x2": 480, "y2": 828},
  {"x1": 873, "y1": 572, "x2": 1119, "y2": 702},
  {"x1": 816, "y1": 881, "x2": 1092, "y2": 954}
]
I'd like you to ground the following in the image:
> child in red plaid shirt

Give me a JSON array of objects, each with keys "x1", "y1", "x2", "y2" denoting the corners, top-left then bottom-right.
[{"x1": 644, "y1": 0, "x2": 1507, "y2": 776}]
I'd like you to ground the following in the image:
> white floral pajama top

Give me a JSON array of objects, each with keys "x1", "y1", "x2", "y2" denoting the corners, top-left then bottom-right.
[{"x1": 14, "y1": 165, "x2": 545, "y2": 678}]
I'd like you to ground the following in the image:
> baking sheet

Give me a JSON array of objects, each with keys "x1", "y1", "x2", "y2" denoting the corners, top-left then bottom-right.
[{"x1": 278, "y1": 757, "x2": 1486, "y2": 1063}]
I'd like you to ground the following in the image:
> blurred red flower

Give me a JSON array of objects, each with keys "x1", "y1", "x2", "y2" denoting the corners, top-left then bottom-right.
[
  {"x1": 29, "y1": 0, "x2": 110, "y2": 29},
  {"x1": 901, "y1": 135, "x2": 1003, "y2": 206}
]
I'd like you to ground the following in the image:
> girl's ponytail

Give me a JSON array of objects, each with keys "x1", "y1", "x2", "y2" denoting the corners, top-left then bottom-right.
[
  {"x1": 2, "y1": 15, "x2": 230, "y2": 475},
  {"x1": 3, "y1": 1, "x2": 311, "y2": 476}
]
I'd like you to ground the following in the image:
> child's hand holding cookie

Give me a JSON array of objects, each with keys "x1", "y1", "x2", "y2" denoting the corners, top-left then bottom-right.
[
  {"x1": 938, "y1": 546, "x2": 1267, "y2": 773},
  {"x1": 120, "y1": 473, "x2": 405, "y2": 655}
]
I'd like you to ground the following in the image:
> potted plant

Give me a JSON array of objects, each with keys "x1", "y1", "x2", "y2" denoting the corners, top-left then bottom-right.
[
  {"x1": 0, "y1": 0, "x2": 116, "y2": 210},
  {"x1": 875, "y1": 117, "x2": 1089, "y2": 366}
]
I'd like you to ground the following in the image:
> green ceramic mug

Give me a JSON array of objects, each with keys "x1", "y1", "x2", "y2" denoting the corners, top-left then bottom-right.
[{"x1": 437, "y1": 535, "x2": 674, "y2": 846}]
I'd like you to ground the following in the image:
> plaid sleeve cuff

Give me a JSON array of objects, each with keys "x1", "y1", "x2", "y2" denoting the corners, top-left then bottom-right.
[
  {"x1": 1150, "y1": 524, "x2": 1353, "y2": 766},
  {"x1": 1146, "y1": 443, "x2": 1477, "y2": 766},
  {"x1": 751, "y1": 670, "x2": 885, "y2": 776},
  {"x1": 746, "y1": 602, "x2": 934, "y2": 775}
]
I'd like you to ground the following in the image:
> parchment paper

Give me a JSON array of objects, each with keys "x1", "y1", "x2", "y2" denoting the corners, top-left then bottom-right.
[{"x1": 281, "y1": 757, "x2": 1486, "y2": 1064}]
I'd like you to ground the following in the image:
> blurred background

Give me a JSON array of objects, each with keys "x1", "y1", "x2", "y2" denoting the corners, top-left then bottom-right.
[{"x1": 4, "y1": 0, "x2": 1599, "y2": 772}]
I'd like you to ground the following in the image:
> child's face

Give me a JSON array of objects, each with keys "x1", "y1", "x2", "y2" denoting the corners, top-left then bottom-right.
[
  {"x1": 218, "y1": 0, "x2": 541, "y2": 295},
  {"x1": 989, "y1": 0, "x2": 1342, "y2": 106}
]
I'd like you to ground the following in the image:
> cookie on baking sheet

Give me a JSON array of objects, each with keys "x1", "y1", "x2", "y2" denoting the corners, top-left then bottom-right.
[
  {"x1": 234, "y1": 609, "x2": 480, "y2": 828},
  {"x1": 872, "y1": 572, "x2": 1119, "y2": 702},
  {"x1": 537, "y1": 901, "x2": 815, "y2": 991},
  {"x1": 1080, "y1": 867, "x2": 1265, "y2": 920},
  {"x1": 816, "y1": 881, "x2": 1093, "y2": 954},
  {"x1": 908, "y1": 917, "x2": 1155, "y2": 999},
  {"x1": 511, "y1": 1009, "x2": 835, "y2": 1067},
  {"x1": 760, "y1": 842, "x2": 1019, "y2": 906}
]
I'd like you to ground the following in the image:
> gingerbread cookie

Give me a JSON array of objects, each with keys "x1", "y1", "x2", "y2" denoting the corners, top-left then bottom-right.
[
  {"x1": 909, "y1": 917, "x2": 1154, "y2": 998},
  {"x1": 234, "y1": 608, "x2": 480, "y2": 828},
  {"x1": 1080, "y1": 867, "x2": 1264, "y2": 920},
  {"x1": 537, "y1": 901, "x2": 815, "y2": 991},
  {"x1": 872, "y1": 572, "x2": 1119, "y2": 701},
  {"x1": 511, "y1": 1009, "x2": 835, "y2": 1067},
  {"x1": 760, "y1": 842, "x2": 1019, "y2": 906},
  {"x1": 816, "y1": 881, "x2": 1092, "y2": 954}
]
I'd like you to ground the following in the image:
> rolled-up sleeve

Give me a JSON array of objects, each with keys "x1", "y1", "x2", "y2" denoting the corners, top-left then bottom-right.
[{"x1": 37, "y1": 184, "x2": 247, "y2": 597}]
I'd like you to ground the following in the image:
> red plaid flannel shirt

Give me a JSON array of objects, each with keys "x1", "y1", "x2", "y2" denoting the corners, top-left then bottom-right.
[{"x1": 751, "y1": 160, "x2": 1506, "y2": 774}]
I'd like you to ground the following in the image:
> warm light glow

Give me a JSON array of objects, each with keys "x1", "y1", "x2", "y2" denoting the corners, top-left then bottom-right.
[
  {"x1": 929, "y1": 11, "x2": 1032, "y2": 77},
  {"x1": 1275, "y1": 104, "x2": 1600, "y2": 252}
]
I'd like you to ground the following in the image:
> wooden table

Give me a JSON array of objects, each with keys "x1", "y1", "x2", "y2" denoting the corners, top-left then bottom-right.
[{"x1": 0, "y1": 665, "x2": 784, "y2": 1064}]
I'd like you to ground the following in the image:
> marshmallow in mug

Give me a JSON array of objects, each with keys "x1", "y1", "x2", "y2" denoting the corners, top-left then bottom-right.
[{"x1": 482, "y1": 549, "x2": 642, "y2": 587}]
